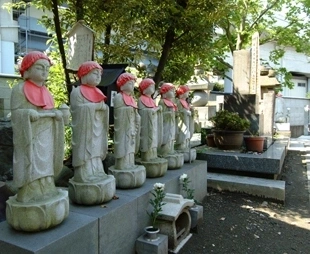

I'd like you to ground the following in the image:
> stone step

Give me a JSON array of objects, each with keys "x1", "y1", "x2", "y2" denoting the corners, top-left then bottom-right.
[{"x1": 207, "y1": 172, "x2": 285, "y2": 202}]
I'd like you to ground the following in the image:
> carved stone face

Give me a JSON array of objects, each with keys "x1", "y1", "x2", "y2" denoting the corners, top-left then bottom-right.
[
  {"x1": 163, "y1": 89, "x2": 175, "y2": 99},
  {"x1": 121, "y1": 80, "x2": 135, "y2": 93},
  {"x1": 179, "y1": 91, "x2": 189, "y2": 99},
  {"x1": 25, "y1": 59, "x2": 50, "y2": 85},
  {"x1": 81, "y1": 69, "x2": 102, "y2": 87},
  {"x1": 143, "y1": 84, "x2": 155, "y2": 96}
]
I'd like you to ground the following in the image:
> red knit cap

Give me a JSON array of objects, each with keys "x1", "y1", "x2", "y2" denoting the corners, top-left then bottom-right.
[
  {"x1": 159, "y1": 83, "x2": 174, "y2": 94},
  {"x1": 139, "y1": 78, "x2": 155, "y2": 93},
  {"x1": 176, "y1": 85, "x2": 190, "y2": 96},
  {"x1": 77, "y1": 61, "x2": 103, "y2": 79},
  {"x1": 20, "y1": 51, "x2": 51, "y2": 77},
  {"x1": 116, "y1": 73, "x2": 136, "y2": 88}
]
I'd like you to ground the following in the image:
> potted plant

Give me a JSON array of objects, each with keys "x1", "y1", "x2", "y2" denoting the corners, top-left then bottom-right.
[
  {"x1": 206, "y1": 133, "x2": 216, "y2": 147},
  {"x1": 136, "y1": 183, "x2": 168, "y2": 253},
  {"x1": 244, "y1": 131, "x2": 265, "y2": 153},
  {"x1": 145, "y1": 183, "x2": 166, "y2": 240},
  {"x1": 209, "y1": 110, "x2": 250, "y2": 150}
]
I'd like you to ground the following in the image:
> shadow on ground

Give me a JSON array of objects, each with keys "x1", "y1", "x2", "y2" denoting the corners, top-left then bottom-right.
[{"x1": 180, "y1": 150, "x2": 310, "y2": 254}]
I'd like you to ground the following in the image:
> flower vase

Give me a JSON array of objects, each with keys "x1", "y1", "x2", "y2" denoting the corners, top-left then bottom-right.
[
  {"x1": 144, "y1": 226, "x2": 160, "y2": 241},
  {"x1": 136, "y1": 226, "x2": 168, "y2": 254}
]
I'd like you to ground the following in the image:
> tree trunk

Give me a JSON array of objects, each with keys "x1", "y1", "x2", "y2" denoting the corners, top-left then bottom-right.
[
  {"x1": 76, "y1": 0, "x2": 84, "y2": 21},
  {"x1": 103, "y1": 24, "x2": 112, "y2": 64},
  {"x1": 153, "y1": 27, "x2": 175, "y2": 86}
]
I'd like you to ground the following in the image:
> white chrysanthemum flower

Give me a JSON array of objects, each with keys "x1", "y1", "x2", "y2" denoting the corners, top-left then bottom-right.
[
  {"x1": 179, "y1": 173, "x2": 188, "y2": 182},
  {"x1": 153, "y1": 183, "x2": 165, "y2": 190}
]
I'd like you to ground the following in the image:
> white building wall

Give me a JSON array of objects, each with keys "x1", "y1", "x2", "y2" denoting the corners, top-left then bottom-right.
[{"x1": 0, "y1": 0, "x2": 19, "y2": 74}]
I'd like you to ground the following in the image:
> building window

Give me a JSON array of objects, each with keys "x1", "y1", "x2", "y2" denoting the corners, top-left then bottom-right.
[{"x1": 297, "y1": 82, "x2": 306, "y2": 87}]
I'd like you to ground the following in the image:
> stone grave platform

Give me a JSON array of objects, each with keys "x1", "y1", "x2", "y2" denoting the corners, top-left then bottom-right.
[
  {"x1": 196, "y1": 139, "x2": 288, "y2": 177},
  {"x1": 0, "y1": 160, "x2": 207, "y2": 254}
]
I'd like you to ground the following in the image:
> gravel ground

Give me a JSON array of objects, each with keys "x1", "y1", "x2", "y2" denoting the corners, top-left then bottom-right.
[{"x1": 179, "y1": 150, "x2": 310, "y2": 254}]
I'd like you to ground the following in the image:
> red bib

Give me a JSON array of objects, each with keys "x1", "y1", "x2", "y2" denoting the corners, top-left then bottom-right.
[
  {"x1": 179, "y1": 99, "x2": 190, "y2": 109},
  {"x1": 163, "y1": 99, "x2": 176, "y2": 111},
  {"x1": 122, "y1": 93, "x2": 137, "y2": 108},
  {"x1": 23, "y1": 80, "x2": 54, "y2": 109},
  {"x1": 140, "y1": 95, "x2": 156, "y2": 108},
  {"x1": 80, "y1": 85, "x2": 107, "y2": 102}
]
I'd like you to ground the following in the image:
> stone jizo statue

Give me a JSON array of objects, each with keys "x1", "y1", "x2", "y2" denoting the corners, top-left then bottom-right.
[
  {"x1": 157, "y1": 83, "x2": 177, "y2": 156},
  {"x1": 175, "y1": 85, "x2": 193, "y2": 151},
  {"x1": 137, "y1": 78, "x2": 167, "y2": 178},
  {"x1": 157, "y1": 82, "x2": 184, "y2": 169},
  {"x1": 69, "y1": 61, "x2": 115, "y2": 205},
  {"x1": 70, "y1": 61, "x2": 109, "y2": 182},
  {"x1": 7, "y1": 51, "x2": 69, "y2": 231},
  {"x1": 108, "y1": 73, "x2": 146, "y2": 188},
  {"x1": 175, "y1": 85, "x2": 196, "y2": 162},
  {"x1": 113, "y1": 73, "x2": 141, "y2": 170},
  {"x1": 138, "y1": 78, "x2": 162, "y2": 161}
]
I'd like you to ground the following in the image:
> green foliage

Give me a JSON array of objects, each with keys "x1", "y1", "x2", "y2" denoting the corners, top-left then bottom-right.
[
  {"x1": 6, "y1": 0, "x2": 310, "y2": 93},
  {"x1": 212, "y1": 83, "x2": 224, "y2": 92},
  {"x1": 147, "y1": 183, "x2": 166, "y2": 228},
  {"x1": 179, "y1": 174, "x2": 195, "y2": 200},
  {"x1": 210, "y1": 110, "x2": 250, "y2": 131},
  {"x1": 46, "y1": 52, "x2": 68, "y2": 108}
]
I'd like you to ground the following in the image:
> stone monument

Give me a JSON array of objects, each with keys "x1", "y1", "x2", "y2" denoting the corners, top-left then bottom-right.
[
  {"x1": 228, "y1": 32, "x2": 280, "y2": 142},
  {"x1": 157, "y1": 83, "x2": 184, "y2": 169},
  {"x1": 274, "y1": 92, "x2": 291, "y2": 137},
  {"x1": 69, "y1": 61, "x2": 116, "y2": 205},
  {"x1": 136, "y1": 78, "x2": 168, "y2": 178},
  {"x1": 108, "y1": 73, "x2": 146, "y2": 188},
  {"x1": 6, "y1": 51, "x2": 69, "y2": 232},
  {"x1": 175, "y1": 85, "x2": 197, "y2": 163}
]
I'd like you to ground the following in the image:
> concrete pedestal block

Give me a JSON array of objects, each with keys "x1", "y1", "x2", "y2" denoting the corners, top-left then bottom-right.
[
  {"x1": 6, "y1": 188, "x2": 69, "y2": 232},
  {"x1": 164, "y1": 153, "x2": 184, "y2": 170},
  {"x1": 189, "y1": 205, "x2": 203, "y2": 230},
  {"x1": 0, "y1": 211, "x2": 98, "y2": 253},
  {"x1": 135, "y1": 232, "x2": 168, "y2": 254},
  {"x1": 68, "y1": 175, "x2": 116, "y2": 205},
  {"x1": 136, "y1": 158, "x2": 168, "y2": 178},
  {"x1": 108, "y1": 165, "x2": 146, "y2": 189}
]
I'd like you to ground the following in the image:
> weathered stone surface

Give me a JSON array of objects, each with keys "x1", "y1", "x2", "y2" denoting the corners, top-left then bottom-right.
[
  {"x1": 135, "y1": 157, "x2": 168, "y2": 178},
  {"x1": 108, "y1": 165, "x2": 146, "y2": 189},
  {"x1": 6, "y1": 189, "x2": 69, "y2": 232},
  {"x1": 68, "y1": 175, "x2": 116, "y2": 205},
  {"x1": 157, "y1": 193, "x2": 194, "y2": 250},
  {"x1": 197, "y1": 140, "x2": 287, "y2": 175}
]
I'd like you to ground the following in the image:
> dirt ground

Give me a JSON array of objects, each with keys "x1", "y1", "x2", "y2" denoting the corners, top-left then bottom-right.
[{"x1": 180, "y1": 150, "x2": 310, "y2": 254}]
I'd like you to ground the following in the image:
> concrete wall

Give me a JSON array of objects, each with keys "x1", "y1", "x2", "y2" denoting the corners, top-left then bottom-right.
[{"x1": 0, "y1": 161, "x2": 208, "y2": 254}]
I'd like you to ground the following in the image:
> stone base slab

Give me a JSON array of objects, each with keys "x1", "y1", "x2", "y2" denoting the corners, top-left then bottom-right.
[
  {"x1": 207, "y1": 172, "x2": 285, "y2": 201},
  {"x1": 108, "y1": 165, "x2": 146, "y2": 189},
  {"x1": 197, "y1": 140, "x2": 287, "y2": 175},
  {"x1": 68, "y1": 175, "x2": 116, "y2": 205},
  {"x1": 6, "y1": 188, "x2": 69, "y2": 232}
]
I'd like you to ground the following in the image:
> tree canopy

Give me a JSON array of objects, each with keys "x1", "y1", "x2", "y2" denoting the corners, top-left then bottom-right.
[{"x1": 5, "y1": 0, "x2": 310, "y2": 90}]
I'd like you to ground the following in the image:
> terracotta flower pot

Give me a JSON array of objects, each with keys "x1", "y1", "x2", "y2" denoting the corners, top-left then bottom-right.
[{"x1": 244, "y1": 136, "x2": 265, "y2": 153}]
